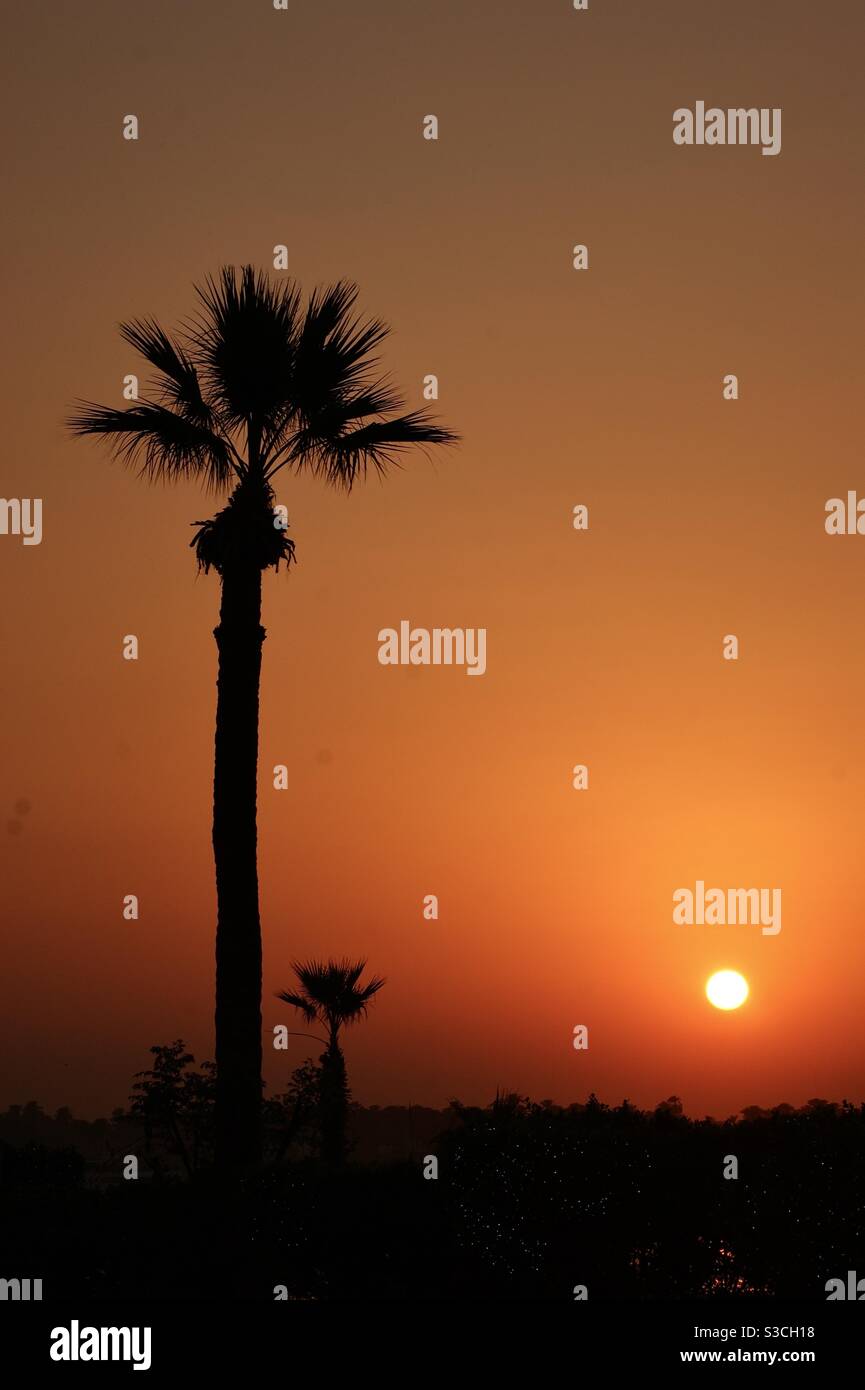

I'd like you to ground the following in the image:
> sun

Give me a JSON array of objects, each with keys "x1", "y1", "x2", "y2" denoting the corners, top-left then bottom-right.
[{"x1": 706, "y1": 970, "x2": 749, "y2": 1010}]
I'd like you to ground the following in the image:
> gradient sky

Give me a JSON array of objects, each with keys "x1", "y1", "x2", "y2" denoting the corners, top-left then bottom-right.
[{"x1": 1, "y1": 0, "x2": 864, "y2": 1120}]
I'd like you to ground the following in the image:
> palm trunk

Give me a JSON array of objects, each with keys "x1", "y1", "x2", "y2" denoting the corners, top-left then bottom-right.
[
  {"x1": 213, "y1": 558, "x2": 265, "y2": 1175},
  {"x1": 320, "y1": 1034, "x2": 349, "y2": 1166}
]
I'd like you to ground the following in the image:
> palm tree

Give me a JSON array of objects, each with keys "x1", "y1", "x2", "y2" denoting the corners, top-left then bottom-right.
[
  {"x1": 277, "y1": 958, "x2": 385, "y2": 1165},
  {"x1": 68, "y1": 267, "x2": 456, "y2": 1175}
]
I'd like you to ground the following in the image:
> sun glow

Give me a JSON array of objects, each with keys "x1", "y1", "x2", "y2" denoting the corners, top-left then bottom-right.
[{"x1": 706, "y1": 970, "x2": 749, "y2": 1011}]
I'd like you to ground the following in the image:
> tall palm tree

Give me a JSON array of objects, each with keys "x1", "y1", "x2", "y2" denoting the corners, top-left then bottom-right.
[
  {"x1": 277, "y1": 957, "x2": 385, "y2": 1165},
  {"x1": 68, "y1": 267, "x2": 456, "y2": 1176}
]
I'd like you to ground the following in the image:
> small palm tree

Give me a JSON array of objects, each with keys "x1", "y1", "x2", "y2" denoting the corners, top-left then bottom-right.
[
  {"x1": 68, "y1": 267, "x2": 455, "y2": 1175},
  {"x1": 277, "y1": 958, "x2": 385, "y2": 1165}
]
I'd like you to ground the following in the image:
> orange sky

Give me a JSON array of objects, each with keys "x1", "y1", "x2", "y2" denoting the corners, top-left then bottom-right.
[{"x1": 1, "y1": 0, "x2": 864, "y2": 1119}]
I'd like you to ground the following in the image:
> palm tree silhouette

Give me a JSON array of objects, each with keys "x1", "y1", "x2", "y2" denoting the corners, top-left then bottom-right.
[
  {"x1": 68, "y1": 267, "x2": 456, "y2": 1175},
  {"x1": 277, "y1": 958, "x2": 385, "y2": 1165}
]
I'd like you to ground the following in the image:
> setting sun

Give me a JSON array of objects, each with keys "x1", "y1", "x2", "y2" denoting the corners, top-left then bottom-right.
[{"x1": 706, "y1": 970, "x2": 749, "y2": 1011}]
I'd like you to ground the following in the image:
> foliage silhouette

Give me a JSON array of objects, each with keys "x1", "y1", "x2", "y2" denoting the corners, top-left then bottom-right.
[
  {"x1": 3, "y1": 1089, "x2": 865, "y2": 1299},
  {"x1": 121, "y1": 1040, "x2": 323, "y2": 1173},
  {"x1": 128, "y1": 1042, "x2": 216, "y2": 1180}
]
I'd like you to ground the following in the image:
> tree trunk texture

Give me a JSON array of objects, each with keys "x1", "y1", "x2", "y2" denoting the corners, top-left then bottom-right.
[
  {"x1": 320, "y1": 1039, "x2": 350, "y2": 1166},
  {"x1": 213, "y1": 559, "x2": 265, "y2": 1175}
]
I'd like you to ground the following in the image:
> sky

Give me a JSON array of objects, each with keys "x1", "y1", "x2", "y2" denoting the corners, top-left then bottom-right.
[{"x1": 1, "y1": 0, "x2": 864, "y2": 1120}]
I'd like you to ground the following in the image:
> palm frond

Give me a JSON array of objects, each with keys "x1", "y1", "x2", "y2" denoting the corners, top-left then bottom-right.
[
  {"x1": 67, "y1": 401, "x2": 234, "y2": 491},
  {"x1": 263, "y1": 377, "x2": 406, "y2": 466},
  {"x1": 284, "y1": 958, "x2": 386, "y2": 1028},
  {"x1": 340, "y1": 973, "x2": 386, "y2": 1025},
  {"x1": 355, "y1": 976, "x2": 386, "y2": 1005},
  {"x1": 189, "y1": 265, "x2": 301, "y2": 430},
  {"x1": 283, "y1": 282, "x2": 389, "y2": 440},
  {"x1": 276, "y1": 991, "x2": 317, "y2": 1025},
  {"x1": 118, "y1": 317, "x2": 218, "y2": 430},
  {"x1": 289, "y1": 410, "x2": 459, "y2": 490},
  {"x1": 295, "y1": 282, "x2": 390, "y2": 391}
]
